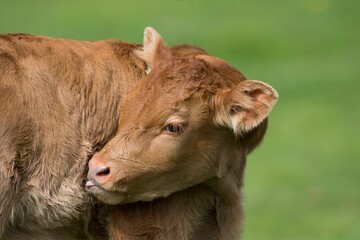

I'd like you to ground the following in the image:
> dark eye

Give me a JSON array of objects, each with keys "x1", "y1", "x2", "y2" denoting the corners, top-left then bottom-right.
[{"x1": 163, "y1": 123, "x2": 184, "y2": 135}]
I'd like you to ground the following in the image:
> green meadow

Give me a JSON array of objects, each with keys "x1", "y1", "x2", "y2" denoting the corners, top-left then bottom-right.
[{"x1": 1, "y1": 0, "x2": 359, "y2": 239}]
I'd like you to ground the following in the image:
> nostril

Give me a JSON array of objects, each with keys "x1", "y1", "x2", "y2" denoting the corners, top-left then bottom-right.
[{"x1": 96, "y1": 166, "x2": 110, "y2": 177}]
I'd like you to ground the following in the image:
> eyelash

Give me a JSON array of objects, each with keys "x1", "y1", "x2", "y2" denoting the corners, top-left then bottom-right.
[{"x1": 163, "y1": 123, "x2": 184, "y2": 135}]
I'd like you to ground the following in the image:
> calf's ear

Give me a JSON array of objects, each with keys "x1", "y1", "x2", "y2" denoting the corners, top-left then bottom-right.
[
  {"x1": 214, "y1": 80, "x2": 278, "y2": 135},
  {"x1": 135, "y1": 27, "x2": 172, "y2": 73}
]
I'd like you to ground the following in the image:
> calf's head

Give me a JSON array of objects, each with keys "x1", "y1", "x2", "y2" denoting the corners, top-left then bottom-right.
[{"x1": 86, "y1": 27, "x2": 278, "y2": 205}]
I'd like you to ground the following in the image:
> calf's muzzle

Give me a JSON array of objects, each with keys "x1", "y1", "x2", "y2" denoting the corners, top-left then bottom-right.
[{"x1": 86, "y1": 155, "x2": 112, "y2": 188}]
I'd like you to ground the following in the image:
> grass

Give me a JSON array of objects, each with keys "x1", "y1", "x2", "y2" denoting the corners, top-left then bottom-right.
[{"x1": 1, "y1": 0, "x2": 359, "y2": 239}]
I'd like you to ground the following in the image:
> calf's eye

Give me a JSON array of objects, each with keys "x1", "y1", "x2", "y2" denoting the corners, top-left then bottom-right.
[{"x1": 163, "y1": 123, "x2": 184, "y2": 135}]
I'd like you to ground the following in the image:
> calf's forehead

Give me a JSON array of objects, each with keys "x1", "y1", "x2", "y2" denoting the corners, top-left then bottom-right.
[
  {"x1": 120, "y1": 56, "x2": 246, "y2": 127},
  {"x1": 127, "y1": 58, "x2": 210, "y2": 100},
  {"x1": 149, "y1": 58, "x2": 226, "y2": 98}
]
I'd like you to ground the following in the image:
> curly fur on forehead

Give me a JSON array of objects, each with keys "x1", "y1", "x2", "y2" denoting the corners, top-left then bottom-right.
[{"x1": 152, "y1": 57, "x2": 226, "y2": 96}]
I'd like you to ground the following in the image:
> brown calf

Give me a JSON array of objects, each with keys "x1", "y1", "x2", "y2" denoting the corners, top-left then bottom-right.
[
  {"x1": 0, "y1": 31, "x2": 149, "y2": 239},
  {"x1": 87, "y1": 28, "x2": 278, "y2": 239},
  {"x1": 0, "y1": 28, "x2": 209, "y2": 239}
]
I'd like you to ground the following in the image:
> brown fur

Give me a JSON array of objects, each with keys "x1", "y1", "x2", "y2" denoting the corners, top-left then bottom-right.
[
  {"x1": 0, "y1": 32, "x2": 149, "y2": 239},
  {"x1": 87, "y1": 28, "x2": 278, "y2": 240},
  {"x1": 0, "y1": 27, "x2": 277, "y2": 239}
]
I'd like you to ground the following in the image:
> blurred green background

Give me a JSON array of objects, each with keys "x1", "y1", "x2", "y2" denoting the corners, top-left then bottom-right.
[{"x1": 1, "y1": 0, "x2": 359, "y2": 239}]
